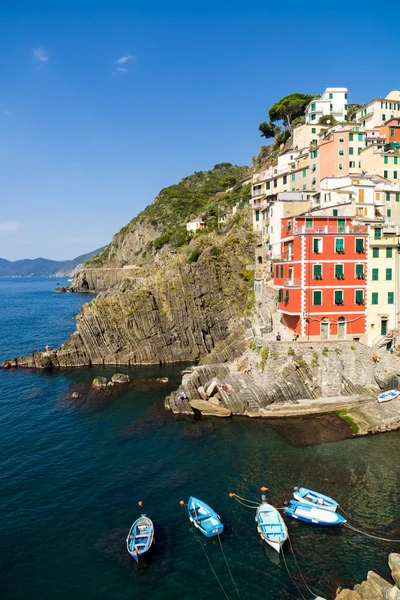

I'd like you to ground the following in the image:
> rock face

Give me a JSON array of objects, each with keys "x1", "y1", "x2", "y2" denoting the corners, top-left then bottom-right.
[{"x1": 334, "y1": 555, "x2": 400, "y2": 599}]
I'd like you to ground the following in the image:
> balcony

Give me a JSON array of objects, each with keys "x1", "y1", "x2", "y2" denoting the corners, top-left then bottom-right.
[
  {"x1": 273, "y1": 253, "x2": 294, "y2": 262},
  {"x1": 294, "y1": 224, "x2": 368, "y2": 235},
  {"x1": 284, "y1": 278, "x2": 301, "y2": 287},
  {"x1": 252, "y1": 188, "x2": 267, "y2": 198}
]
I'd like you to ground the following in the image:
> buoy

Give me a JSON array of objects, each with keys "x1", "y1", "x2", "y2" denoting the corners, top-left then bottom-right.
[
  {"x1": 260, "y1": 487, "x2": 269, "y2": 492},
  {"x1": 179, "y1": 500, "x2": 185, "y2": 506},
  {"x1": 229, "y1": 493, "x2": 234, "y2": 497},
  {"x1": 138, "y1": 500, "x2": 143, "y2": 506}
]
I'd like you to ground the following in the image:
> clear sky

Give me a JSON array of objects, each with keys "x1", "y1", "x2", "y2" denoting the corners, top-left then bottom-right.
[{"x1": 1, "y1": 0, "x2": 399, "y2": 260}]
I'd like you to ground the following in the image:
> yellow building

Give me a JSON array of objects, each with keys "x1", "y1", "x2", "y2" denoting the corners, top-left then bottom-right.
[
  {"x1": 367, "y1": 224, "x2": 399, "y2": 347},
  {"x1": 360, "y1": 144, "x2": 400, "y2": 182}
]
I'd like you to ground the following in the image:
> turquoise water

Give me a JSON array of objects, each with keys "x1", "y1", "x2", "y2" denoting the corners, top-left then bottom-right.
[{"x1": 1, "y1": 278, "x2": 399, "y2": 600}]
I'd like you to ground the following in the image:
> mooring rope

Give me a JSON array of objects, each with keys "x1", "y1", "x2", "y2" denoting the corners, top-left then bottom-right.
[
  {"x1": 287, "y1": 532, "x2": 319, "y2": 598},
  {"x1": 337, "y1": 503, "x2": 352, "y2": 519},
  {"x1": 281, "y1": 545, "x2": 309, "y2": 600},
  {"x1": 230, "y1": 493, "x2": 259, "y2": 506},
  {"x1": 344, "y1": 522, "x2": 400, "y2": 542},
  {"x1": 182, "y1": 503, "x2": 231, "y2": 600},
  {"x1": 218, "y1": 534, "x2": 241, "y2": 600}
]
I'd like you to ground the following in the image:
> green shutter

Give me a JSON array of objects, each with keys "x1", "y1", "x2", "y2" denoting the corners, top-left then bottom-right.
[
  {"x1": 313, "y1": 264, "x2": 322, "y2": 279},
  {"x1": 284, "y1": 290, "x2": 289, "y2": 302},
  {"x1": 334, "y1": 290, "x2": 343, "y2": 305},
  {"x1": 358, "y1": 133, "x2": 363, "y2": 141},
  {"x1": 313, "y1": 291, "x2": 322, "y2": 306},
  {"x1": 278, "y1": 289, "x2": 283, "y2": 302},
  {"x1": 388, "y1": 292, "x2": 394, "y2": 304},
  {"x1": 355, "y1": 238, "x2": 364, "y2": 253},
  {"x1": 349, "y1": 133, "x2": 353, "y2": 141},
  {"x1": 372, "y1": 247, "x2": 379, "y2": 257},
  {"x1": 313, "y1": 238, "x2": 320, "y2": 253},
  {"x1": 275, "y1": 266, "x2": 279, "y2": 277},
  {"x1": 280, "y1": 265, "x2": 284, "y2": 277},
  {"x1": 386, "y1": 192, "x2": 390, "y2": 201},
  {"x1": 355, "y1": 290, "x2": 364, "y2": 304},
  {"x1": 394, "y1": 171, "x2": 398, "y2": 179},
  {"x1": 356, "y1": 264, "x2": 364, "y2": 278},
  {"x1": 387, "y1": 247, "x2": 393, "y2": 258},
  {"x1": 333, "y1": 209, "x2": 338, "y2": 216},
  {"x1": 388, "y1": 209, "x2": 392, "y2": 217},
  {"x1": 372, "y1": 268, "x2": 379, "y2": 281},
  {"x1": 349, "y1": 147, "x2": 354, "y2": 155},
  {"x1": 384, "y1": 156, "x2": 388, "y2": 164},
  {"x1": 374, "y1": 228, "x2": 382, "y2": 240},
  {"x1": 335, "y1": 238, "x2": 344, "y2": 252},
  {"x1": 372, "y1": 293, "x2": 378, "y2": 305},
  {"x1": 386, "y1": 268, "x2": 392, "y2": 280},
  {"x1": 384, "y1": 170, "x2": 388, "y2": 179},
  {"x1": 335, "y1": 264, "x2": 344, "y2": 279},
  {"x1": 394, "y1": 156, "x2": 398, "y2": 165}
]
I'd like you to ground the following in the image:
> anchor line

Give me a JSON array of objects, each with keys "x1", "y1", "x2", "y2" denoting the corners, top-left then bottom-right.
[
  {"x1": 281, "y1": 546, "x2": 309, "y2": 600},
  {"x1": 218, "y1": 534, "x2": 241, "y2": 600},
  {"x1": 337, "y1": 503, "x2": 352, "y2": 519},
  {"x1": 231, "y1": 493, "x2": 259, "y2": 506},
  {"x1": 287, "y1": 532, "x2": 319, "y2": 599},
  {"x1": 343, "y1": 522, "x2": 400, "y2": 542},
  {"x1": 182, "y1": 503, "x2": 231, "y2": 600}
]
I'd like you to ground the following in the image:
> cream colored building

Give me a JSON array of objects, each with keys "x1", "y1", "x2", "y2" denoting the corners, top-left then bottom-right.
[
  {"x1": 356, "y1": 91, "x2": 400, "y2": 129},
  {"x1": 292, "y1": 123, "x2": 324, "y2": 151},
  {"x1": 360, "y1": 144, "x2": 400, "y2": 183},
  {"x1": 367, "y1": 223, "x2": 400, "y2": 347}
]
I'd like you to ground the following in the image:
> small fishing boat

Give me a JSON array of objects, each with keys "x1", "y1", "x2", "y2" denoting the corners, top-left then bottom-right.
[
  {"x1": 293, "y1": 487, "x2": 338, "y2": 512},
  {"x1": 285, "y1": 500, "x2": 346, "y2": 526},
  {"x1": 187, "y1": 496, "x2": 224, "y2": 537},
  {"x1": 256, "y1": 502, "x2": 288, "y2": 553},
  {"x1": 126, "y1": 515, "x2": 154, "y2": 562},
  {"x1": 377, "y1": 389, "x2": 400, "y2": 403}
]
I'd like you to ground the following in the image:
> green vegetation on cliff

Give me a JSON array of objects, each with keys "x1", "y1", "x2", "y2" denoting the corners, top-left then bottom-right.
[{"x1": 87, "y1": 163, "x2": 251, "y2": 267}]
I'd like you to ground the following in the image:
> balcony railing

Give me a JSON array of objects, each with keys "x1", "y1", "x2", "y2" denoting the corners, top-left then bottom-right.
[
  {"x1": 273, "y1": 253, "x2": 294, "y2": 262},
  {"x1": 294, "y1": 224, "x2": 368, "y2": 235},
  {"x1": 252, "y1": 188, "x2": 266, "y2": 198},
  {"x1": 284, "y1": 278, "x2": 301, "y2": 287}
]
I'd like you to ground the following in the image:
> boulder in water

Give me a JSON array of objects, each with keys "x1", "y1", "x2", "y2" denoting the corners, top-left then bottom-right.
[
  {"x1": 92, "y1": 377, "x2": 108, "y2": 390},
  {"x1": 111, "y1": 373, "x2": 130, "y2": 384},
  {"x1": 71, "y1": 392, "x2": 80, "y2": 399}
]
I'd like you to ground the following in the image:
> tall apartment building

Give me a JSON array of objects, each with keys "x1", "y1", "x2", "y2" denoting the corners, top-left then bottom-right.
[
  {"x1": 356, "y1": 91, "x2": 400, "y2": 128},
  {"x1": 305, "y1": 88, "x2": 348, "y2": 124}
]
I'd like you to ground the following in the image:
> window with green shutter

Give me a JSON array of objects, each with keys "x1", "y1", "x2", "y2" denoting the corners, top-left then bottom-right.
[
  {"x1": 396, "y1": 193, "x2": 399, "y2": 202},
  {"x1": 275, "y1": 266, "x2": 279, "y2": 277},
  {"x1": 283, "y1": 175, "x2": 287, "y2": 184},
  {"x1": 313, "y1": 238, "x2": 322, "y2": 253},
  {"x1": 349, "y1": 147, "x2": 354, "y2": 155},
  {"x1": 329, "y1": 93, "x2": 333, "y2": 99},
  {"x1": 386, "y1": 268, "x2": 392, "y2": 280},
  {"x1": 334, "y1": 290, "x2": 344, "y2": 305},
  {"x1": 374, "y1": 228, "x2": 382, "y2": 240},
  {"x1": 358, "y1": 147, "x2": 362, "y2": 155},
  {"x1": 280, "y1": 265, "x2": 284, "y2": 277},
  {"x1": 339, "y1": 163, "x2": 343, "y2": 170},
  {"x1": 335, "y1": 238, "x2": 344, "y2": 253},
  {"x1": 284, "y1": 290, "x2": 289, "y2": 303},
  {"x1": 339, "y1": 149, "x2": 344, "y2": 156},
  {"x1": 291, "y1": 173, "x2": 295, "y2": 181},
  {"x1": 358, "y1": 134, "x2": 363, "y2": 141},
  {"x1": 255, "y1": 209, "x2": 260, "y2": 222},
  {"x1": 394, "y1": 171, "x2": 398, "y2": 179},
  {"x1": 355, "y1": 238, "x2": 364, "y2": 253},
  {"x1": 388, "y1": 292, "x2": 394, "y2": 304},
  {"x1": 372, "y1": 247, "x2": 379, "y2": 258},
  {"x1": 382, "y1": 114, "x2": 386, "y2": 121},
  {"x1": 335, "y1": 264, "x2": 344, "y2": 279},
  {"x1": 390, "y1": 128, "x2": 395, "y2": 137},
  {"x1": 312, "y1": 127, "x2": 316, "y2": 134},
  {"x1": 311, "y1": 103, "x2": 316, "y2": 111},
  {"x1": 313, "y1": 264, "x2": 322, "y2": 279},
  {"x1": 372, "y1": 293, "x2": 378, "y2": 305},
  {"x1": 278, "y1": 289, "x2": 283, "y2": 302},
  {"x1": 311, "y1": 114, "x2": 316, "y2": 120},
  {"x1": 349, "y1": 133, "x2": 354, "y2": 141},
  {"x1": 333, "y1": 209, "x2": 338, "y2": 216},
  {"x1": 313, "y1": 291, "x2": 322, "y2": 306},
  {"x1": 355, "y1": 290, "x2": 364, "y2": 304},
  {"x1": 387, "y1": 247, "x2": 393, "y2": 258},
  {"x1": 302, "y1": 169, "x2": 307, "y2": 177},
  {"x1": 388, "y1": 209, "x2": 392, "y2": 217},
  {"x1": 384, "y1": 156, "x2": 388, "y2": 165},
  {"x1": 306, "y1": 218, "x2": 313, "y2": 229},
  {"x1": 386, "y1": 192, "x2": 390, "y2": 201},
  {"x1": 384, "y1": 170, "x2": 388, "y2": 179},
  {"x1": 394, "y1": 156, "x2": 398, "y2": 165},
  {"x1": 372, "y1": 268, "x2": 379, "y2": 281},
  {"x1": 356, "y1": 264, "x2": 364, "y2": 279}
]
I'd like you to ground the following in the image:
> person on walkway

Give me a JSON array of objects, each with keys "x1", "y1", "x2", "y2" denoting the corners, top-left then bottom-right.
[
  {"x1": 292, "y1": 332, "x2": 297, "y2": 342},
  {"x1": 276, "y1": 333, "x2": 281, "y2": 341}
]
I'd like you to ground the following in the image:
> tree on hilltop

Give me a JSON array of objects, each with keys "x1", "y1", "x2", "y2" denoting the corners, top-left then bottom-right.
[
  {"x1": 258, "y1": 121, "x2": 281, "y2": 140},
  {"x1": 318, "y1": 113, "x2": 338, "y2": 126},
  {"x1": 268, "y1": 93, "x2": 317, "y2": 135}
]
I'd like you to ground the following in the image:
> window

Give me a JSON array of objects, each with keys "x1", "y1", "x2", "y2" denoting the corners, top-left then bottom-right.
[
  {"x1": 355, "y1": 264, "x2": 364, "y2": 279},
  {"x1": 355, "y1": 238, "x2": 365, "y2": 253},
  {"x1": 358, "y1": 134, "x2": 363, "y2": 142},
  {"x1": 311, "y1": 114, "x2": 316, "y2": 121},
  {"x1": 313, "y1": 290, "x2": 322, "y2": 306},
  {"x1": 349, "y1": 147, "x2": 354, "y2": 155},
  {"x1": 330, "y1": 104, "x2": 333, "y2": 111},
  {"x1": 302, "y1": 169, "x2": 307, "y2": 177},
  {"x1": 339, "y1": 137, "x2": 344, "y2": 142},
  {"x1": 386, "y1": 268, "x2": 392, "y2": 280},
  {"x1": 358, "y1": 147, "x2": 362, "y2": 155},
  {"x1": 349, "y1": 161, "x2": 356, "y2": 168},
  {"x1": 278, "y1": 289, "x2": 283, "y2": 302},
  {"x1": 283, "y1": 175, "x2": 287, "y2": 184},
  {"x1": 284, "y1": 290, "x2": 289, "y2": 303},
  {"x1": 302, "y1": 184, "x2": 306, "y2": 190},
  {"x1": 349, "y1": 133, "x2": 354, "y2": 141},
  {"x1": 334, "y1": 290, "x2": 344, "y2": 305},
  {"x1": 305, "y1": 218, "x2": 313, "y2": 229},
  {"x1": 345, "y1": 93, "x2": 348, "y2": 99},
  {"x1": 313, "y1": 264, "x2": 322, "y2": 279},
  {"x1": 275, "y1": 265, "x2": 279, "y2": 277},
  {"x1": 333, "y1": 209, "x2": 338, "y2": 216},
  {"x1": 388, "y1": 292, "x2": 394, "y2": 304},
  {"x1": 355, "y1": 289, "x2": 364, "y2": 304},
  {"x1": 339, "y1": 149, "x2": 344, "y2": 156},
  {"x1": 280, "y1": 265, "x2": 284, "y2": 278},
  {"x1": 291, "y1": 173, "x2": 296, "y2": 181},
  {"x1": 394, "y1": 171, "x2": 398, "y2": 180},
  {"x1": 382, "y1": 114, "x2": 386, "y2": 121},
  {"x1": 372, "y1": 247, "x2": 379, "y2": 258},
  {"x1": 388, "y1": 209, "x2": 392, "y2": 217},
  {"x1": 384, "y1": 156, "x2": 389, "y2": 165},
  {"x1": 376, "y1": 192, "x2": 381, "y2": 200},
  {"x1": 311, "y1": 103, "x2": 316, "y2": 111},
  {"x1": 339, "y1": 163, "x2": 343, "y2": 170},
  {"x1": 394, "y1": 157, "x2": 398, "y2": 165},
  {"x1": 396, "y1": 193, "x2": 400, "y2": 202},
  {"x1": 312, "y1": 177, "x2": 316, "y2": 185},
  {"x1": 390, "y1": 128, "x2": 395, "y2": 136},
  {"x1": 372, "y1": 293, "x2": 378, "y2": 305},
  {"x1": 335, "y1": 238, "x2": 345, "y2": 253},
  {"x1": 266, "y1": 181, "x2": 271, "y2": 190},
  {"x1": 311, "y1": 127, "x2": 316, "y2": 134},
  {"x1": 287, "y1": 220, "x2": 292, "y2": 231},
  {"x1": 255, "y1": 209, "x2": 260, "y2": 222},
  {"x1": 335, "y1": 264, "x2": 344, "y2": 279},
  {"x1": 312, "y1": 163, "x2": 316, "y2": 171},
  {"x1": 384, "y1": 170, "x2": 388, "y2": 179},
  {"x1": 372, "y1": 268, "x2": 379, "y2": 281},
  {"x1": 374, "y1": 228, "x2": 382, "y2": 240},
  {"x1": 359, "y1": 189, "x2": 364, "y2": 202},
  {"x1": 313, "y1": 238, "x2": 322, "y2": 253},
  {"x1": 329, "y1": 93, "x2": 333, "y2": 99}
]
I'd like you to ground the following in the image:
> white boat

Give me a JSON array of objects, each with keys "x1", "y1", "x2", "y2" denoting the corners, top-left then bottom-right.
[
  {"x1": 377, "y1": 389, "x2": 400, "y2": 403},
  {"x1": 256, "y1": 502, "x2": 288, "y2": 553}
]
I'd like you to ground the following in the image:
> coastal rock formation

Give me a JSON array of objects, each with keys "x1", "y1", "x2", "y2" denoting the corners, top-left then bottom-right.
[
  {"x1": 92, "y1": 377, "x2": 108, "y2": 389},
  {"x1": 335, "y1": 555, "x2": 400, "y2": 599},
  {"x1": 111, "y1": 373, "x2": 130, "y2": 384}
]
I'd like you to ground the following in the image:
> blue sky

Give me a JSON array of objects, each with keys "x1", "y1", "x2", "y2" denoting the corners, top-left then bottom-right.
[{"x1": 0, "y1": 0, "x2": 398, "y2": 260}]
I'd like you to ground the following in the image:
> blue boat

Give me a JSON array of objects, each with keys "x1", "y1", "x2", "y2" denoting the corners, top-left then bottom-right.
[
  {"x1": 293, "y1": 487, "x2": 338, "y2": 512},
  {"x1": 126, "y1": 515, "x2": 154, "y2": 562},
  {"x1": 187, "y1": 497, "x2": 224, "y2": 537},
  {"x1": 256, "y1": 502, "x2": 288, "y2": 553},
  {"x1": 378, "y1": 389, "x2": 400, "y2": 403},
  {"x1": 285, "y1": 500, "x2": 346, "y2": 526}
]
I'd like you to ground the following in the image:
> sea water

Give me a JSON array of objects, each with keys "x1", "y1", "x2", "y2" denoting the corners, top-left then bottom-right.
[{"x1": 0, "y1": 278, "x2": 399, "y2": 600}]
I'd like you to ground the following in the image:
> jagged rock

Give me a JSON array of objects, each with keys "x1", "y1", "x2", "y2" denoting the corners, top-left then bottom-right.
[
  {"x1": 198, "y1": 386, "x2": 208, "y2": 400},
  {"x1": 92, "y1": 377, "x2": 108, "y2": 389},
  {"x1": 335, "y1": 590, "x2": 362, "y2": 600},
  {"x1": 354, "y1": 581, "x2": 384, "y2": 600},
  {"x1": 71, "y1": 392, "x2": 80, "y2": 399},
  {"x1": 206, "y1": 380, "x2": 219, "y2": 397},
  {"x1": 54, "y1": 287, "x2": 67, "y2": 293},
  {"x1": 189, "y1": 399, "x2": 231, "y2": 417},
  {"x1": 156, "y1": 377, "x2": 169, "y2": 383},
  {"x1": 389, "y1": 554, "x2": 400, "y2": 588},
  {"x1": 367, "y1": 572, "x2": 393, "y2": 596},
  {"x1": 384, "y1": 587, "x2": 400, "y2": 600},
  {"x1": 209, "y1": 396, "x2": 221, "y2": 407},
  {"x1": 111, "y1": 373, "x2": 130, "y2": 384},
  {"x1": 107, "y1": 381, "x2": 115, "y2": 387}
]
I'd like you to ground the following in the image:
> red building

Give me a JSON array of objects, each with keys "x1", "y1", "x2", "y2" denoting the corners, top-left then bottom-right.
[{"x1": 273, "y1": 214, "x2": 368, "y2": 340}]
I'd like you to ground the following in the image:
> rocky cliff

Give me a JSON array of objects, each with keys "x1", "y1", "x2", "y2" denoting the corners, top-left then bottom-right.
[{"x1": 334, "y1": 553, "x2": 400, "y2": 599}]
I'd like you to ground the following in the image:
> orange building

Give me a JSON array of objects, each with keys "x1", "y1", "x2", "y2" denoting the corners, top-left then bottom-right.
[
  {"x1": 317, "y1": 129, "x2": 366, "y2": 181},
  {"x1": 273, "y1": 214, "x2": 368, "y2": 340},
  {"x1": 379, "y1": 118, "x2": 400, "y2": 143}
]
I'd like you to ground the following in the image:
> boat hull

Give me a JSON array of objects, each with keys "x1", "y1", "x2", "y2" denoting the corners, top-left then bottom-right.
[
  {"x1": 187, "y1": 496, "x2": 224, "y2": 538},
  {"x1": 293, "y1": 487, "x2": 338, "y2": 511},
  {"x1": 127, "y1": 515, "x2": 154, "y2": 561},
  {"x1": 256, "y1": 503, "x2": 288, "y2": 553},
  {"x1": 377, "y1": 389, "x2": 400, "y2": 403},
  {"x1": 285, "y1": 501, "x2": 345, "y2": 526}
]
